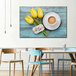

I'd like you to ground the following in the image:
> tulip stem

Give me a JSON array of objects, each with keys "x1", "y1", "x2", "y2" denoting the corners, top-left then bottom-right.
[
  {"x1": 34, "y1": 22, "x2": 37, "y2": 26},
  {"x1": 42, "y1": 32, "x2": 45, "y2": 37},
  {"x1": 33, "y1": 18, "x2": 40, "y2": 25},
  {"x1": 40, "y1": 18, "x2": 43, "y2": 24},
  {"x1": 42, "y1": 30, "x2": 47, "y2": 37}
]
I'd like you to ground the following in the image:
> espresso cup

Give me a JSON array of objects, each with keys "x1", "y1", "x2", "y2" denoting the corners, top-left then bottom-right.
[{"x1": 48, "y1": 16, "x2": 56, "y2": 25}]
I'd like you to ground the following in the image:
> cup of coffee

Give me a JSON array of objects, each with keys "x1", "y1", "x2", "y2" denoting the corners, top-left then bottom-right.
[{"x1": 48, "y1": 16, "x2": 56, "y2": 25}]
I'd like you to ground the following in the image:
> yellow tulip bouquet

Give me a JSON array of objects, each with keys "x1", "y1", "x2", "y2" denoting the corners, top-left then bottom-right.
[{"x1": 24, "y1": 8, "x2": 47, "y2": 37}]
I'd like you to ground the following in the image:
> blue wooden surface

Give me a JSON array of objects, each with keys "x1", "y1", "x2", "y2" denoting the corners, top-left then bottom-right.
[{"x1": 20, "y1": 6, "x2": 67, "y2": 38}]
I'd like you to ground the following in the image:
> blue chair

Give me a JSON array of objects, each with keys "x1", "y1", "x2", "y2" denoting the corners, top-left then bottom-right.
[
  {"x1": 66, "y1": 48, "x2": 76, "y2": 76},
  {"x1": 26, "y1": 50, "x2": 54, "y2": 76},
  {"x1": 57, "y1": 48, "x2": 72, "y2": 75},
  {"x1": 66, "y1": 48, "x2": 76, "y2": 51}
]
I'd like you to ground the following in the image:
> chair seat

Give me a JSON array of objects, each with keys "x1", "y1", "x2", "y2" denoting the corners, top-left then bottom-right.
[
  {"x1": 1, "y1": 60, "x2": 23, "y2": 63},
  {"x1": 58, "y1": 59, "x2": 71, "y2": 61},
  {"x1": 29, "y1": 61, "x2": 52, "y2": 65}
]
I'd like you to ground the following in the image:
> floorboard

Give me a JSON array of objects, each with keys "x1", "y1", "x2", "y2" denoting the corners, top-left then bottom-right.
[{"x1": 0, "y1": 70, "x2": 76, "y2": 76}]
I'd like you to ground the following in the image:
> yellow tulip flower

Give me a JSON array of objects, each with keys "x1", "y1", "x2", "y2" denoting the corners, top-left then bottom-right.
[
  {"x1": 24, "y1": 15, "x2": 34, "y2": 24},
  {"x1": 30, "y1": 8, "x2": 37, "y2": 18},
  {"x1": 38, "y1": 8, "x2": 43, "y2": 19}
]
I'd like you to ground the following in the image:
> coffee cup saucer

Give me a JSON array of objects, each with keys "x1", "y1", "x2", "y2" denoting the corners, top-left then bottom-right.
[{"x1": 43, "y1": 12, "x2": 61, "y2": 30}]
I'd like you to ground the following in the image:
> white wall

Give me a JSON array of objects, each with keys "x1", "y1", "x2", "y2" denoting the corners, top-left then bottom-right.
[{"x1": 0, "y1": 0, "x2": 76, "y2": 48}]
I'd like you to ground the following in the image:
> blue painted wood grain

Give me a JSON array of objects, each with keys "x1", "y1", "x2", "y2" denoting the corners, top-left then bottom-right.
[{"x1": 20, "y1": 6, "x2": 67, "y2": 38}]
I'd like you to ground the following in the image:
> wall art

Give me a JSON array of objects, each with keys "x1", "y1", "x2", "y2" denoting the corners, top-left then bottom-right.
[{"x1": 20, "y1": 6, "x2": 67, "y2": 38}]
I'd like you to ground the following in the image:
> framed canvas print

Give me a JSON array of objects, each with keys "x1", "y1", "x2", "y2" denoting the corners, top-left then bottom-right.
[{"x1": 20, "y1": 6, "x2": 67, "y2": 38}]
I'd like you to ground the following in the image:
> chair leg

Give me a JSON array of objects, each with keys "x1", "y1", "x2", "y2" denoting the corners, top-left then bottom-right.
[
  {"x1": 22, "y1": 61, "x2": 24, "y2": 76},
  {"x1": 51, "y1": 63, "x2": 53, "y2": 76},
  {"x1": 13, "y1": 63, "x2": 15, "y2": 76},
  {"x1": 41, "y1": 64, "x2": 42, "y2": 76},
  {"x1": 70, "y1": 63, "x2": 74, "y2": 76},
  {"x1": 26, "y1": 64, "x2": 29, "y2": 76},
  {"x1": 49, "y1": 60, "x2": 51, "y2": 72},
  {"x1": 49, "y1": 54, "x2": 51, "y2": 72},
  {"x1": 70, "y1": 64, "x2": 72, "y2": 76},
  {"x1": 53, "y1": 60, "x2": 54, "y2": 76},
  {"x1": 72, "y1": 65, "x2": 73, "y2": 76},
  {"x1": 39, "y1": 64, "x2": 41, "y2": 76},
  {"x1": 9, "y1": 62, "x2": 11, "y2": 76},
  {"x1": 57, "y1": 60, "x2": 59, "y2": 75}
]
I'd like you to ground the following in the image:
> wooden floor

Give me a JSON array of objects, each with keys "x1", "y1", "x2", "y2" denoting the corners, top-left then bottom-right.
[{"x1": 0, "y1": 70, "x2": 76, "y2": 76}]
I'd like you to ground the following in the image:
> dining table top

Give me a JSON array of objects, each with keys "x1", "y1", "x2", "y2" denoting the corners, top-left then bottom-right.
[
  {"x1": 36, "y1": 48, "x2": 76, "y2": 53},
  {"x1": 0, "y1": 47, "x2": 76, "y2": 53},
  {"x1": 42, "y1": 51, "x2": 76, "y2": 53}
]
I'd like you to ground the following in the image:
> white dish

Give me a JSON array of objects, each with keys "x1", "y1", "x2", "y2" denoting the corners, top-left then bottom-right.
[{"x1": 43, "y1": 12, "x2": 61, "y2": 30}]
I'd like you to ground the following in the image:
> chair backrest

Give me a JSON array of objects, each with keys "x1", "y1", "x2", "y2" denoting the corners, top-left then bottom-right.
[
  {"x1": 28, "y1": 50, "x2": 42, "y2": 63},
  {"x1": 2, "y1": 49, "x2": 16, "y2": 54},
  {"x1": 29, "y1": 50, "x2": 42, "y2": 56},
  {"x1": 36, "y1": 48, "x2": 50, "y2": 50},
  {"x1": 0, "y1": 49, "x2": 16, "y2": 62},
  {"x1": 66, "y1": 48, "x2": 76, "y2": 51}
]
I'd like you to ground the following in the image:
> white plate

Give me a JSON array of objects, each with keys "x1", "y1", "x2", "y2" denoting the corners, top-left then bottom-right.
[{"x1": 43, "y1": 12, "x2": 61, "y2": 30}]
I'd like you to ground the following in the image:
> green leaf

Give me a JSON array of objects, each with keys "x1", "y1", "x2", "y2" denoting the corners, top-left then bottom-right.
[{"x1": 33, "y1": 18, "x2": 40, "y2": 25}]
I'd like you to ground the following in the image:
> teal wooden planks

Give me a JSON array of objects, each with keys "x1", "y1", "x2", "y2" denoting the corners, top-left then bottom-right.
[{"x1": 20, "y1": 6, "x2": 67, "y2": 38}]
